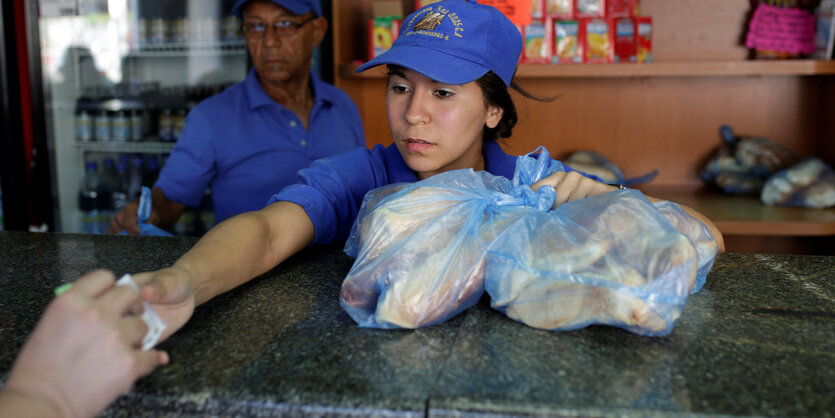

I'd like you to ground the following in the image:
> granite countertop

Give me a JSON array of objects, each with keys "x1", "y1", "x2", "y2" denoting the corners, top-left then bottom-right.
[{"x1": 0, "y1": 231, "x2": 833, "y2": 417}]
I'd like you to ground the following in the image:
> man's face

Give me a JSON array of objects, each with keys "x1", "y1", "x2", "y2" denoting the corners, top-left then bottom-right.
[{"x1": 241, "y1": 0, "x2": 327, "y2": 84}]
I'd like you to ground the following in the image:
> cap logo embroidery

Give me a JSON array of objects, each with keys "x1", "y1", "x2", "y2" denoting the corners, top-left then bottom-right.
[
  {"x1": 405, "y1": 4, "x2": 464, "y2": 40},
  {"x1": 414, "y1": 11, "x2": 444, "y2": 31}
]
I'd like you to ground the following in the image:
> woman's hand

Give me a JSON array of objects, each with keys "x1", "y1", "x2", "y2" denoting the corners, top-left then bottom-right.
[
  {"x1": 1, "y1": 270, "x2": 168, "y2": 418},
  {"x1": 133, "y1": 266, "x2": 198, "y2": 342},
  {"x1": 531, "y1": 171, "x2": 616, "y2": 209}
]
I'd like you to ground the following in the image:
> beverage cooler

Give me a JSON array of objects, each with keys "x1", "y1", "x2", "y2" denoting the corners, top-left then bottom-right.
[{"x1": 11, "y1": 0, "x2": 248, "y2": 234}]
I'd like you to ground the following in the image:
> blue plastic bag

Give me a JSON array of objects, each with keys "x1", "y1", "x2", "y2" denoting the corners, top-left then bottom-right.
[
  {"x1": 341, "y1": 147, "x2": 717, "y2": 335},
  {"x1": 119, "y1": 186, "x2": 173, "y2": 236},
  {"x1": 486, "y1": 151, "x2": 717, "y2": 336},
  {"x1": 761, "y1": 158, "x2": 835, "y2": 209},
  {"x1": 340, "y1": 169, "x2": 521, "y2": 329}
]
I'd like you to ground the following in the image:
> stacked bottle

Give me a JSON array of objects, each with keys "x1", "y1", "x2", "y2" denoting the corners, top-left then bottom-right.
[{"x1": 75, "y1": 86, "x2": 146, "y2": 142}]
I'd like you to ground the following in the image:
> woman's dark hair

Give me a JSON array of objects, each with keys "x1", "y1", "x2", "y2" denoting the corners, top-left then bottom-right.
[{"x1": 476, "y1": 71, "x2": 553, "y2": 143}]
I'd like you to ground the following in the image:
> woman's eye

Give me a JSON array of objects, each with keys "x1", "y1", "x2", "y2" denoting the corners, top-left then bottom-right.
[
  {"x1": 434, "y1": 89, "x2": 455, "y2": 98},
  {"x1": 390, "y1": 84, "x2": 410, "y2": 94}
]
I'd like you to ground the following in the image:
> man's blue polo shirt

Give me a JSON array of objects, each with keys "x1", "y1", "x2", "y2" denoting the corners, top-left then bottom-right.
[
  {"x1": 154, "y1": 68, "x2": 365, "y2": 223},
  {"x1": 272, "y1": 140, "x2": 537, "y2": 245}
]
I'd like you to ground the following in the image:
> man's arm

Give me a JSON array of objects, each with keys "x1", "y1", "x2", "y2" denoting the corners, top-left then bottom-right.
[{"x1": 108, "y1": 187, "x2": 185, "y2": 235}]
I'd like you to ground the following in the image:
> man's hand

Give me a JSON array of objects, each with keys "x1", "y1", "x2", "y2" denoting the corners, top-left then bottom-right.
[
  {"x1": 108, "y1": 188, "x2": 186, "y2": 235},
  {"x1": 109, "y1": 201, "x2": 141, "y2": 235}
]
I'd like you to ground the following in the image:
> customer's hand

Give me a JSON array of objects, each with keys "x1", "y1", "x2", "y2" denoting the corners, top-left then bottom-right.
[
  {"x1": 532, "y1": 171, "x2": 616, "y2": 209},
  {"x1": 0, "y1": 270, "x2": 168, "y2": 418},
  {"x1": 133, "y1": 266, "x2": 197, "y2": 342},
  {"x1": 109, "y1": 202, "x2": 141, "y2": 235}
]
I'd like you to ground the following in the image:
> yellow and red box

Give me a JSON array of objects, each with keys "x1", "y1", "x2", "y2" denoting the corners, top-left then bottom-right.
[
  {"x1": 369, "y1": 17, "x2": 401, "y2": 59},
  {"x1": 580, "y1": 17, "x2": 614, "y2": 63},
  {"x1": 522, "y1": 19, "x2": 552, "y2": 63},
  {"x1": 636, "y1": 16, "x2": 652, "y2": 62},
  {"x1": 552, "y1": 19, "x2": 582, "y2": 64}
]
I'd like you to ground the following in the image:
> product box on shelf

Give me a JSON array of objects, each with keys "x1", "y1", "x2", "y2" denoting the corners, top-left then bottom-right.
[
  {"x1": 552, "y1": 19, "x2": 582, "y2": 64},
  {"x1": 636, "y1": 16, "x2": 653, "y2": 62},
  {"x1": 580, "y1": 17, "x2": 614, "y2": 63},
  {"x1": 414, "y1": 0, "x2": 442, "y2": 8},
  {"x1": 531, "y1": 0, "x2": 545, "y2": 19},
  {"x1": 545, "y1": 0, "x2": 574, "y2": 19},
  {"x1": 368, "y1": 0, "x2": 403, "y2": 60},
  {"x1": 522, "y1": 20, "x2": 552, "y2": 63},
  {"x1": 613, "y1": 17, "x2": 636, "y2": 62},
  {"x1": 576, "y1": 0, "x2": 606, "y2": 18},
  {"x1": 369, "y1": 17, "x2": 401, "y2": 59},
  {"x1": 606, "y1": 0, "x2": 640, "y2": 17}
]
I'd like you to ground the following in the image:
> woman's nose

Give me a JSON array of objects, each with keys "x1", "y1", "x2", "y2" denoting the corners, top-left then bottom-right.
[{"x1": 404, "y1": 91, "x2": 429, "y2": 125}]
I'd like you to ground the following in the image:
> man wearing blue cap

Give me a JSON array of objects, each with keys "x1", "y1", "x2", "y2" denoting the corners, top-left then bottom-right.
[{"x1": 110, "y1": 0, "x2": 365, "y2": 235}]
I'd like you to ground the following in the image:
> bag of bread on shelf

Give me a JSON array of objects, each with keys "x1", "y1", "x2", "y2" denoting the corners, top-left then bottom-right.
[
  {"x1": 484, "y1": 150, "x2": 718, "y2": 337},
  {"x1": 761, "y1": 158, "x2": 835, "y2": 209},
  {"x1": 701, "y1": 124, "x2": 799, "y2": 195}
]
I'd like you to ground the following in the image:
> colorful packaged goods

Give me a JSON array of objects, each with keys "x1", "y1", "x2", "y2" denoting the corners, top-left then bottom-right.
[
  {"x1": 369, "y1": 0, "x2": 403, "y2": 60},
  {"x1": 552, "y1": 20, "x2": 582, "y2": 64},
  {"x1": 369, "y1": 17, "x2": 401, "y2": 59},
  {"x1": 614, "y1": 17, "x2": 636, "y2": 62},
  {"x1": 576, "y1": 0, "x2": 606, "y2": 18},
  {"x1": 523, "y1": 21, "x2": 551, "y2": 63},
  {"x1": 606, "y1": 0, "x2": 640, "y2": 17},
  {"x1": 580, "y1": 17, "x2": 615, "y2": 63},
  {"x1": 414, "y1": 0, "x2": 442, "y2": 8},
  {"x1": 531, "y1": 0, "x2": 545, "y2": 19},
  {"x1": 636, "y1": 16, "x2": 653, "y2": 62},
  {"x1": 546, "y1": 0, "x2": 574, "y2": 19}
]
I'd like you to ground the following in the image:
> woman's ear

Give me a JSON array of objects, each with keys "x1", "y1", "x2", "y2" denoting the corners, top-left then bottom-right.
[{"x1": 485, "y1": 104, "x2": 503, "y2": 129}]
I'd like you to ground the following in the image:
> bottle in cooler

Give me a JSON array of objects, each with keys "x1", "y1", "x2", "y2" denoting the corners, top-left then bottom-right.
[
  {"x1": 130, "y1": 109, "x2": 143, "y2": 141},
  {"x1": 128, "y1": 154, "x2": 144, "y2": 202},
  {"x1": 80, "y1": 161, "x2": 101, "y2": 234},
  {"x1": 112, "y1": 156, "x2": 130, "y2": 216},
  {"x1": 99, "y1": 158, "x2": 118, "y2": 231},
  {"x1": 94, "y1": 110, "x2": 111, "y2": 141}
]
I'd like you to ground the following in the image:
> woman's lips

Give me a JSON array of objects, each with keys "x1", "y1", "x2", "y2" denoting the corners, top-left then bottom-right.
[{"x1": 404, "y1": 138, "x2": 434, "y2": 152}]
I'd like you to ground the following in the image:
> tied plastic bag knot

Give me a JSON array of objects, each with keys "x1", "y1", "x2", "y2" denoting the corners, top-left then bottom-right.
[
  {"x1": 511, "y1": 146, "x2": 567, "y2": 187},
  {"x1": 488, "y1": 184, "x2": 556, "y2": 211}
]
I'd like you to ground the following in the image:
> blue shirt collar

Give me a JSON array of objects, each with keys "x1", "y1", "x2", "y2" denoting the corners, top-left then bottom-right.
[
  {"x1": 244, "y1": 68, "x2": 336, "y2": 111},
  {"x1": 385, "y1": 140, "x2": 516, "y2": 183}
]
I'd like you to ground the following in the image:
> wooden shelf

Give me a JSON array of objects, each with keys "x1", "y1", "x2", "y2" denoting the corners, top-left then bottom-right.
[
  {"x1": 341, "y1": 60, "x2": 835, "y2": 79},
  {"x1": 641, "y1": 187, "x2": 835, "y2": 236}
]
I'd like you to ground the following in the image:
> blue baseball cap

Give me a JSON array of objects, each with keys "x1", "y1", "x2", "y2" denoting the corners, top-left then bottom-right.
[
  {"x1": 232, "y1": 0, "x2": 322, "y2": 18},
  {"x1": 355, "y1": 0, "x2": 522, "y2": 87}
]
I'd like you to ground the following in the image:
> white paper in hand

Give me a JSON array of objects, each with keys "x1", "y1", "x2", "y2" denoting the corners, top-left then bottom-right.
[{"x1": 116, "y1": 274, "x2": 166, "y2": 351}]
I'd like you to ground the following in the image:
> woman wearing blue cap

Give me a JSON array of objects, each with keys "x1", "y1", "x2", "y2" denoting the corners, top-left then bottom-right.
[{"x1": 114, "y1": 1, "x2": 723, "y2": 348}]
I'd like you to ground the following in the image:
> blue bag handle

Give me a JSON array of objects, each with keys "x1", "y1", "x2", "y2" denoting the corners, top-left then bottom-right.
[{"x1": 120, "y1": 186, "x2": 173, "y2": 236}]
